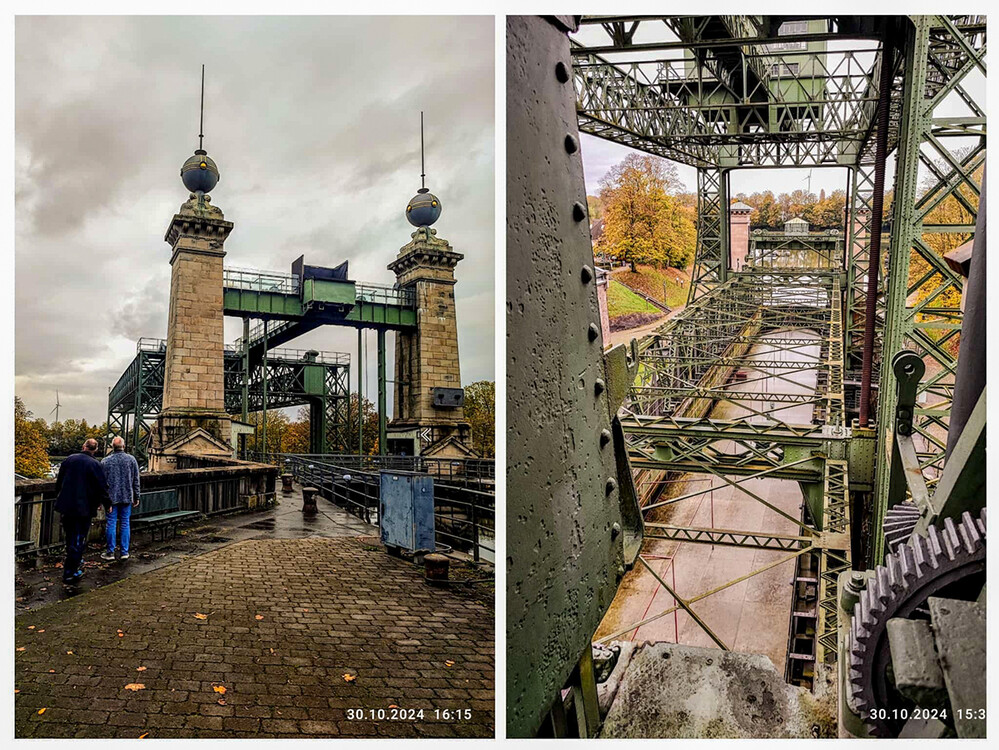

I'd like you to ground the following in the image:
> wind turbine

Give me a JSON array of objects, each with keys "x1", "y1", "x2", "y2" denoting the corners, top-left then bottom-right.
[
  {"x1": 49, "y1": 391, "x2": 61, "y2": 423},
  {"x1": 802, "y1": 169, "x2": 813, "y2": 196}
]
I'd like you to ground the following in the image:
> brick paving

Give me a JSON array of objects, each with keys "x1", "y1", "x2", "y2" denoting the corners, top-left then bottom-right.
[{"x1": 14, "y1": 537, "x2": 494, "y2": 738}]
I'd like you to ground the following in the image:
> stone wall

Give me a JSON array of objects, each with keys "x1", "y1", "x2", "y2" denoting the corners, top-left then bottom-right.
[
  {"x1": 388, "y1": 227, "x2": 472, "y2": 450},
  {"x1": 14, "y1": 459, "x2": 277, "y2": 553},
  {"x1": 162, "y1": 249, "x2": 226, "y2": 412}
]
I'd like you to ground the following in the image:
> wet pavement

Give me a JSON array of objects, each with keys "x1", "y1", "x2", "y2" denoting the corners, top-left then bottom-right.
[
  {"x1": 16, "y1": 486, "x2": 375, "y2": 612},
  {"x1": 14, "y1": 485, "x2": 495, "y2": 738}
]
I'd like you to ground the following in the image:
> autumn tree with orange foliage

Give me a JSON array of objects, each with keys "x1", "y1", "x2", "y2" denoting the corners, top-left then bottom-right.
[
  {"x1": 14, "y1": 397, "x2": 50, "y2": 478},
  {"x1": 596, "y1": 154, "x2": 696, "y2": 272}
]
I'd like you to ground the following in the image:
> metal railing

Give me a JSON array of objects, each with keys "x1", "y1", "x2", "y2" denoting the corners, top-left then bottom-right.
[
  {"x1": 280, "y1": 455, "x2": 494, "y2": 562},
  {"x1": 354, "y1": 282, "x2": 416, "y2": 308},
  {"x1": 252, "y1": 452, "x2": 495, "y2": 489},
  {"x1": 223, "y1": 267, "x2": 301, "y2": 295},
  {"x1": 222, "y1": 345, "x2": 350, "y2": 365},
  {"x1": 137, "y1": 337, "x2": 167, "y2": 352}
]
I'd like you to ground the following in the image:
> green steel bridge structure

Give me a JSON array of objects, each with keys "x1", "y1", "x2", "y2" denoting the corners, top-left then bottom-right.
[
  {"x1": 507, "y1": 14, "x2": 985, "y2": 738},
  {"x1": 107, "y1": 261, "x2": 419, "y2": 467}
]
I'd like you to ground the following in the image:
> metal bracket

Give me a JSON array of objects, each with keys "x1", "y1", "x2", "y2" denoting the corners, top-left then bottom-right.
[
  {"x1": 603, "y1": 339, "x2": 640, "y2": 420},
  {"x1": 886, "y1": 350, "x2": 930, "y2": 514}
]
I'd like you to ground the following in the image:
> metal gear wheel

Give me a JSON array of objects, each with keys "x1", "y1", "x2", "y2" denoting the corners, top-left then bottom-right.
[
  {"x1": 883, "y1": 501, "x2": 922, "y2": 552},
  {"x1": 847, "y1": 509, "x2": 986, "y2": 737}
]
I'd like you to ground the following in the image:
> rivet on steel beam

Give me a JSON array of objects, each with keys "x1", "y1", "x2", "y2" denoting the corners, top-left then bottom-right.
[
  {"x1": 555, "y1": 61, "x2": 570, "y2": 83},
  {"x1": 581, "y1": 264, "x2": 593, "y2": 283},
  {"x1": 594, "y1": 378, "x2": 605, "y2": 395},
  {"x1": 588, "y1": 323, "x2": 599, "y2": 342},
  {"x1": 605, "y1": 478, "x2": 617, "y2": 495},
  {"x1": 611, "y1": 522, "x2": 621, "y2": 538},
  {"x1": 564, "y1": 134, "x2": 578, "y2": 154},
  {"x1": 599, "y1": 429, "x2": 611, "y2": 447},
  {"x1": 573, "y1": 202, "x2": 587, "y2": 222}
]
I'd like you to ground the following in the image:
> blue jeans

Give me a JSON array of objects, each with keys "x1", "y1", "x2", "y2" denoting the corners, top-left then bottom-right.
[
  {"x1": 61, "y1": 514, "x2": 91, "y2": 582},
  {"x1": 106, "y1": 503, "x2": 133, "y2": 554}
]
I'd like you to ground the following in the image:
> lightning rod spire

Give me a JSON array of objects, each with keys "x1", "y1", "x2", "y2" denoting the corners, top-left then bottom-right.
[
  {"x1": 198, "y1": 64, "x2": 205, "y2": 152},
  {"x1": 420, "y1": 111, "x2": 426, "y2": 191}
]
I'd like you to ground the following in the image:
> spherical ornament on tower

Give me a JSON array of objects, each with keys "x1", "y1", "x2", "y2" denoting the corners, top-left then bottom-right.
[
  {"x1": 181, "y1": 149, "x2": 220, "y2": 194},
  {"x1": 406, "y1": 187, "x2": 442, "y2": 227}
]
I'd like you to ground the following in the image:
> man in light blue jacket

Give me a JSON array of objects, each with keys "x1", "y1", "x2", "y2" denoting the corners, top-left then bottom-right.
[{"x1": 100, "y1": 436, "x2": 141, "y2": 561}]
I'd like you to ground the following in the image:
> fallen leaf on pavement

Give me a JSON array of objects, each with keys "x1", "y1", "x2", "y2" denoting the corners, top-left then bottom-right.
[
  {"x1": 124, "y1": 683, "x2": 145, "y2": 691},
  {"x1": 212, "y1": 685, "x2": 226, "y2": 694},
  {"x1": 343, "y1": 673, "x2": 356, "y2": 682},
  {"x1": 66, "y1": 651, "x2": 73, "y2": 655},
  {"x1": 14, "y1": 690, "x2": 20, "y2": 694},
  {"x1": 389, "y1": 704, "x2": 398, "y2": 709},
  {"x1": 217, "y1": 699, "x2": 226, "y2": 706},
  {"x1": 117, "y1": 630, "x2": 124, "y2": 637},
  {"x1": 16, "y1": 648, "x2": 25, "y2": 652},
  {"x1": 445, "y1": 660, "x2": 455, "y2": 667},
  {"x1": 136, "y1": 666, "x2": 147, "y2": 672},
  {"x1": 27, "y1": 626, "x2": 35, "y2": 630},
  {"x1": 48, "y1": 670, "x2": 55, "y2": 674},
  {"x1": 138, "y1": 733, "x2": 149, "y2": 739},
  {"x1": 255, "y1": 615, "x2": 264, "y2": 620},
  {"x1": 194, "y1": 613, "x2": 209, "y2": 620},
  {"x1": 37, "y1": 629, "x2": 45, "y2": 633},
  {"x1": 37, "y1": 708, "x2": 46, "y2": 715}
]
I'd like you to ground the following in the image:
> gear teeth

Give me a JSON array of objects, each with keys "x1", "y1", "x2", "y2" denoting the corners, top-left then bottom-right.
[
  {"x1": 897, "y1": 542, "x2": 918, "y2": 584},
  {"x1": 846, "y1": 508, "x2": 986, "y2": 737},
  {"x1": 958, "y1": 510, "x2": 983, "y2": 553}
]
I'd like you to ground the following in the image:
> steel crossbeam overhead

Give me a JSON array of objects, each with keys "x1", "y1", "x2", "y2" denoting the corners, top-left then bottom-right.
[{"x1": 573, "y1": 18, "x2": 892, "y2": 170}]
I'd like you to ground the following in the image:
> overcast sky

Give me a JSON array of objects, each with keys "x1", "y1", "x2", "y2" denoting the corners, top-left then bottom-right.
[{"x1": 15, "y1": 15, "x2": 495, "y2": 425}]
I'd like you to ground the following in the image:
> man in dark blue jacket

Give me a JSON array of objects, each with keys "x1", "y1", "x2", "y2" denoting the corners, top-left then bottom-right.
[{"x1": 54, "y1": 438, "x2": 110, "y2": 585}]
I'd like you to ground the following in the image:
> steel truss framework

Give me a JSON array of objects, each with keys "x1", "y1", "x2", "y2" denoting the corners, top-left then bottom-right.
[
  {"x1": 609, "y1": 270, "x2": 850, "y2": 665},
  {"x1": 748, "y1": 231, "x2": 843, "y2": 271},
  {"x1": 571, "y1": 15, "x2": 983, "y2": 674},
  {"x1": 871, "y1": 16, "x2": 986, "y2": 561},
  {"x1": 106, "y1": 339, "x2": 350, "y2": 467}
]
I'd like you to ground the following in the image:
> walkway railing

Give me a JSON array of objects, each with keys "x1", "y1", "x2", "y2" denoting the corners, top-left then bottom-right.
[
  {"x1": 277, "y1": 455, "x2": 495, "y2": 563},
  {"x1": 223, "y1": 267, "x2": 301, "y2": 294},
  {"x1": 354, "y1": 282, "x2": 416, "y2": 308},
  {"x1": 15, "y1": 458, "x2": 278, "y2": 557},
  {"x1": 250, "y1": 452, "x2": 495, "y2": 489}
]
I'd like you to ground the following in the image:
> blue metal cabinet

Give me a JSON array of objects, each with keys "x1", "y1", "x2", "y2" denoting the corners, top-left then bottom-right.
[{"x1": 379, "y1": 470, "x2": 435, "y2": 553}]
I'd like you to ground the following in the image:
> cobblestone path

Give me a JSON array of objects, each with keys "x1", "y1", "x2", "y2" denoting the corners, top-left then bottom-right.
[{"x1": 15, "y1": 537, "x2": 494, "y2": 738}]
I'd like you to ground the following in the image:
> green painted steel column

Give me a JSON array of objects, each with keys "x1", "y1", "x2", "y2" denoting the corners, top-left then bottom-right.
[
  {"x1": 261, "y1": 320, "x2": 268, "y2": 456},
  {"x1": 131, "y1": 349, "x2": 143, "y2": 454},
  {"x1": 872, "y1": 20, "x2": 926, "y2": 565},
  {"x1": 241, "y1": 318, "x2": 249, "y2": 422},
  {"x1": 357, "y1": 328, "x2": 363, "y2": 455},
  {"x1": 377, "y1": 328, "x2": 387, "y2": 456},
  {"x1": 719, "y1": 169, "x2": 730, "y2": 284}
]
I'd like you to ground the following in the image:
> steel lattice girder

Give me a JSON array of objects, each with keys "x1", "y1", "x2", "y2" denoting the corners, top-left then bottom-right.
[
  {"x1": 572, "y1": 16, "x2": 898, "y2": 169},
  {"x1": 107, "y1": 341, "x2": 351, "y2": 463},
  {"x1": 870, "y1": 15, "x2": 985, "y2": 563},
  {"x1": 615, "y1": 262, "x2": 850, "y2": 654},
  {"x1": 627, "y1": 271, "x2": 845, "y2": 435}
]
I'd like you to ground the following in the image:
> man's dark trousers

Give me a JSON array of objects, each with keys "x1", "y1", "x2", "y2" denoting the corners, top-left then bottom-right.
[{"x1": 61, "y1": 515, "x2": 92, "y2": 583}]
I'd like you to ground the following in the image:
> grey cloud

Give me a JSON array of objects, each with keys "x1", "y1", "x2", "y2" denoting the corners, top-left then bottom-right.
[{"x1": 16, "y1": 16, "x2": 494, "y2": 423}]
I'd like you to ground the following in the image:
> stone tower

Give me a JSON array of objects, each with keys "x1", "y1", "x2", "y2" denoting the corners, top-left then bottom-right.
[
  {"x1": 729, "y1": 201, "x2": 753, "y2": 271},
  {"x1": 387, "y1": 226, "x2": 474, "y2": 457},
  {"x1": 148, "y1": 192, "x2": 234, "y2": 470}
]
